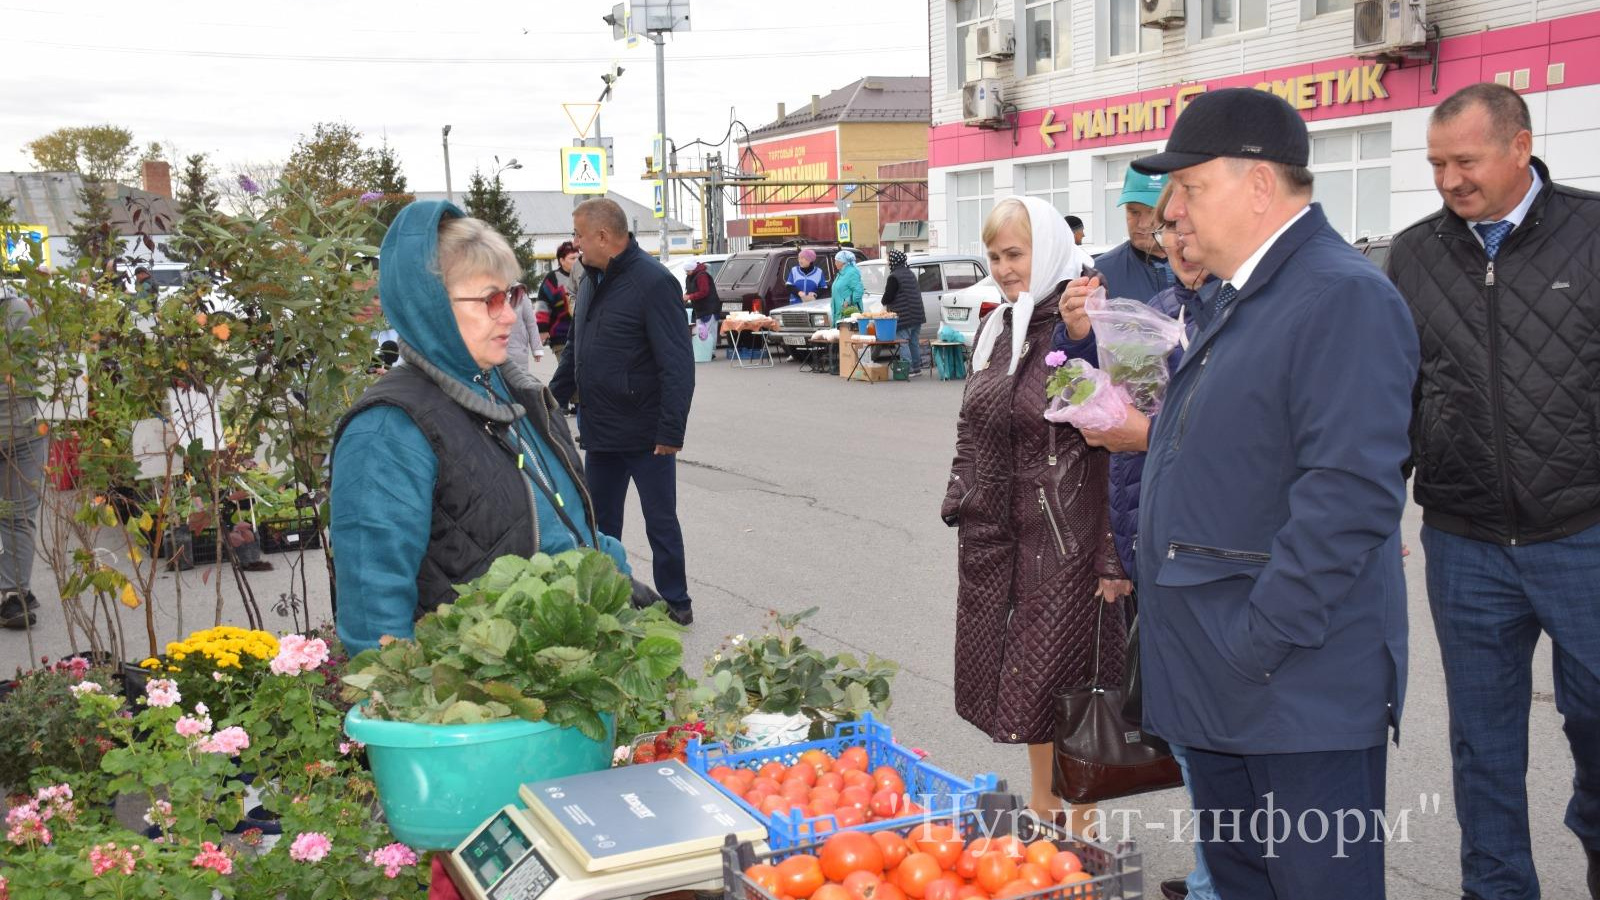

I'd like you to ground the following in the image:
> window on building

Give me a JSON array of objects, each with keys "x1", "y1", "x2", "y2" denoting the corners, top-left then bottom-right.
[
  {"x1": 953, "y1": 169, "x2": 995, "y2": 257},
  {"x1": 1201, "y1": 0, "x2": 1269, "y2": 38},
  {"x1": 1106, "y1": 0, "x2": 1161, "y2": 58},
  {"x1": 1019, "y1": 159, "x2": 1072, "y2": 216},
  {"x1": 953, "y1": 0, "x2": 996, "y2": 90},
  {"x1": 1309, "y1": 126, "x2": 1391, "y2": 240},
  {"x1": 1098, "y1": 153, "x2": 1143, "y2": 247},
  {"x1": 1025, "y1": 0, "x2": 1071, "y2": 75},
  {"x1": 1305, "y1": 0, "x2": 1354, "y2": 15}
]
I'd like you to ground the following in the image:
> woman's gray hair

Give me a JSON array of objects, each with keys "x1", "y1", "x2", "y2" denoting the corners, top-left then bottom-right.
[{"x1": 433, "y1": 216, "x2": 521, "y2": 287}]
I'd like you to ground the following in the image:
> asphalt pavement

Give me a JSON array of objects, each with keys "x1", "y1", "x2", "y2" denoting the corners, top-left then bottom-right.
[{"x1": 2, "y1": 350, "x2": 1586, "y2": 897}]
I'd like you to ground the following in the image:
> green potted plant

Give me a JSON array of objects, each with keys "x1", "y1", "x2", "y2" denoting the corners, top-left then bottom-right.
[
  {"x1": 694, "y1": 607, "x2": 898, "y2": 749},
  {"x1": 340, "y1": 549, "x2": 692, "y2": 849},
  {"x1": 0, "y1": 657, "x2": 116, "y2": 793}
]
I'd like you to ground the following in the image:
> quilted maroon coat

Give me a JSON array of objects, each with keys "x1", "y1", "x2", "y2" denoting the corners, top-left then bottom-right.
[{"x1": 942, "y1": 303, "x2": 1124, "y2": 745}]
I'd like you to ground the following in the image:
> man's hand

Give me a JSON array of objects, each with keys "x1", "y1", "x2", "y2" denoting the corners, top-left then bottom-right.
[
  {"x1": 1082, "y1": 406, "x2": 1150, "y2": 452},
  {"x1": 654, "y1": 444, "x2": 681, "y2": 456},
  {"x1": 1058, "y1": 276, "x2": 1099, "y2": 341},
  {"x1": 1095, "y1": 578, "x2": 1133, "y2": 603}
]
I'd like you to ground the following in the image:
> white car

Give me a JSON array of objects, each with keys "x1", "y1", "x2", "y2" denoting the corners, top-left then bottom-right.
[{"x1": 937, "y1": 276, "x2": 1004, "y2": 346}]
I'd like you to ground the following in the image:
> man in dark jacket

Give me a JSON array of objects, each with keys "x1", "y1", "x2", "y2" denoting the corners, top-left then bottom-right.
[
  {"x1": 1093, "y1": 170, "x2": 1174, "y2": 300},
  {"x1": 1132, "y1": 89, "x2": 1417, "y2": 899},
  {"x1": 1385, "y1": 82, "x2": 1600, "y2": 900},
  {"x1": 682, "y1": 258, "x2": 720, "y2": 323},
  {"x1": 551, "y1": 198, "x2": 696, "y2": 625},
  {"x1": 879, "y1": 250, "x2": 925, "y2": 374}
]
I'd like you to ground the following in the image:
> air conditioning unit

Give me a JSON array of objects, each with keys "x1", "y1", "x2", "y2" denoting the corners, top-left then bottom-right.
[
  {"x1": 1140, "y1": 0, "x2": 1185, "y2": 29},
  {"x1": 975, "y1": 16, "x2": 1015, "y2": 60},
  {"x1": 1354, "y1": 0, "x2": 1427, "y2": 55},
  {"x1": 963, "y1": 78, "x2": 1004, "y2": 127}
]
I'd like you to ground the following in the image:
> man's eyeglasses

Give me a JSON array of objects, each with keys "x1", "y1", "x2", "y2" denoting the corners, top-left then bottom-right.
[{"x1": 451, "y1": 283, "x2": 527, "y2": 316}]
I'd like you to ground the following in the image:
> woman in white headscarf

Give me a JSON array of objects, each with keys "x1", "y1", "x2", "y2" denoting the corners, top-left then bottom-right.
[{"x1": 940, "y1": 196, "x2": 1124, "y2": 830}]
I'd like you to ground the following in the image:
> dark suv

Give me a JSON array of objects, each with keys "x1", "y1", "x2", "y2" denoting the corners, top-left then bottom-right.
[
  {"x1": 1354, "y1": 234, "x2": 1392, "y2": 269},
  {"x1": 713, "y1": 245, "x2": 844, "y2": 316}
]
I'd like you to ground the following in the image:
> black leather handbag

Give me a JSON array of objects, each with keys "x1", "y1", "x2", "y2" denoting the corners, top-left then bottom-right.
[{"x1": 1051, "y1": 602, "x2": 1182, "y2": 803}]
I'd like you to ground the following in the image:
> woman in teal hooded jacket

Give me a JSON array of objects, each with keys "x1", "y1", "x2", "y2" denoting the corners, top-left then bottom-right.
[
  {"x1": 330, "y1": 201, "x2": 630, "y2": 654},
  {"x1": 830, "y1": 250, "x2": 864, "y2": 324}
]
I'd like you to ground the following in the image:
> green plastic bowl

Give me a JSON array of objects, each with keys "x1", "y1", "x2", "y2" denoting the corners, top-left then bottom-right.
[{"x1": 345, "y1": 704, "x2": 613, "y2": 850}]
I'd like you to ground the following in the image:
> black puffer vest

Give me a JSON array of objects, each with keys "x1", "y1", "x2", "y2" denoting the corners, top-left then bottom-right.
[
  {"x1": 332, "y1": 362, "x2": 593, "y2": 615},
  {"x1": 1387, "y1": 158, "x2": 1600, "y2": 545}
]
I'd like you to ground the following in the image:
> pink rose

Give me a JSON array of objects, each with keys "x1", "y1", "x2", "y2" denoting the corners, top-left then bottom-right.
[
  {"x1": 1045, "y1": 350, "x2": 1068, "y2": 368},
  {"x1": 289, "y1": 831, "x2": 332, "y2": 863}
]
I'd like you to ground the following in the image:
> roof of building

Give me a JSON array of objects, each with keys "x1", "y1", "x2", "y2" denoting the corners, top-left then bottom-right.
[
  {"x1": 0, "y1": 171, "x2": 178, "y2": 237},
  {"x1": 747, "y1": 76, "x2": 931, "y2": 140},
  {"x1": 411, "y1": 190, "x2": 692, "y2": 236}
]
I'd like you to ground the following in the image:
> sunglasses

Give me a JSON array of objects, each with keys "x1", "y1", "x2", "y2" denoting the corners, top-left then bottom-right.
[{"x1": 451, "y1": 283, "x2": 527, "y2": 316}]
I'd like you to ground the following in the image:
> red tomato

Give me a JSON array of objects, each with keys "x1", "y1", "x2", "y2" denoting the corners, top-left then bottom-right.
[
  {"x1": 752, "y1": 777, "x2": 783, "y2": 796},
  {"x1": 817, "y1": 772, "x2": 846, "y2": 792},
  {"x1": 974, "y1": 852, "x2": 1019, "y2": 894},
  {"x1": 745, "y1": 863, "x2": 781, "y2": 894},
  {"x1": 871, "y1": 831, "x2": 910, "y2": 870},
  {"x1": 759, "y1": 794, "x2": 788, "y2": 816},
  {"x1": 895, "y1": 853, "x2": 944, "y2": 900},
  {"x1": 1048, "y1": 851, "x2": 1083, "y2": 881},
  {"x1": 923, "y1": 874, "x2": 964, "y2": 900},
  {"x1": 709, "y1": 765, "x2": 734, "y2": 781},
  {"x1": 820, "y1": 831, "x2": 886, "y2": 882},
  {"x1": 759, "y1": 762, "x2": 789, "y2": 782},
  {"x1": 872, "y1": 767, "x2": 906, "y2": 795},
  {"x1": 815, "y1": 885, "x2": 853, "y2": 900},
  {"x1": 953, "y1": 849, "x2": 980, "y2": 881},
  {"x1": 810, "y1": 786, "x2": 842, "y2": 806},
  {"x1": 834, "y1": 805, "x2": 867, "y2": 828},
  {"x1": 776, "y1": 855, "x2": 826, "y2": 899},
  {"x1": 837, "y1": 746, "x2": 871, "y2": 772},
  {"x1": 843, "y1": 870, "x2": 885, "y2": 900},
  {"x1": 875, "y1": 883, "x2": 908, "y2": 900},
  {"x1": 783, "y1": 780, "x2": 812, "y2": 801},
  {"x1": 956, "y1": 887, "x2": 988, "y2": 900},
  {"x1": 994, "y1": 880, "x2": 1032, "y2": 899},
  {"x1": 842, "y1": 769, "x2": 877, "y2": 791},
  {"x1": 799, "y1": 749, "x2": 835, "y2": 775},
  {"x1": 838, "y1": 786, "x2": 873, "y2": 812},
  {"x1": 907, "y1": 824, "x2": 962, "y2": 869},
  {"x1": 1018, "y1": 863, "x2": 1052, "y2": 889},
  {"x1": 869, "y1": 789, "x2": 907, "y2": 820},
  {"x1": 1023, "y1": 842, "x2": 1057, "y2": 869},
  {"x1": 986, "y1": 837, "x2": 1027, "y2": 860},
  {"x1": 1058, "y1": 871, "x2": 1093, "y2": 897},
  {"x1": 787, "y1": 763, "x2": 819, "y2": 787},
  {"x1": 808, "y1": 797, "x2": 839, "y2": 817}
]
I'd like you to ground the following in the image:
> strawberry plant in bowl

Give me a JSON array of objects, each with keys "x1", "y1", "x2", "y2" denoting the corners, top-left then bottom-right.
[{"x1": 338, "y1": 549, "x2": 696, "y2": 850}]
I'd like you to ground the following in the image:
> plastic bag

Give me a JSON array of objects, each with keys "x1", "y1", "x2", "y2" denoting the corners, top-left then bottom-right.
[
  {"x1": 1043, "y1": 359, "x2": 1131, "y2": 431},
  {"x1": 937, "y1": 324, "x2": 964, "y2": 343},
  {"x1": 1085, "y1": 288, "x2": 1185, "y2": 414}
]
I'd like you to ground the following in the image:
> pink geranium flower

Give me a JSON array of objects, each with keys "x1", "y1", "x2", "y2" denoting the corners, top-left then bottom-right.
[
  {"x1": 289, "y1": 831, "x2": 332, "y2": 863},
  {"x1": 196, "y1": 725, "x2": 249, "y2": 756},
  {"x1": 270, "y1": 634, "x2": 331, "y2": 676},
  {"x1": 1045, "y1": 350, "x2": 1068, "y2": 368},
  {"x1": 367, "y1": 842, "x2": 419, "y2": 878},
  {"x1": 191, "y1": 841, "x2": 232, "y2": 875},
  {"x1": 144, "y1": 678, "x2": 180, "y2": 708},
  {"x1": 89, "y1": 841, "x2": 141, "y2": 877}
]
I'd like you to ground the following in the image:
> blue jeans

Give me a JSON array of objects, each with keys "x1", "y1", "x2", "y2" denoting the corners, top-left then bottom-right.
[
  {"x1": 1, "y1": 434, "x2": 47, "y2": 595},
  {"x1": 1170, "y1": 743, "x2": 1221, "y2": 900},
  {"x1": 901, "y1": 324, "x2": 923, "y2": 372},
  {"x1": 1422, "y1": 523, "x2": 1600, "y2": 900},
  {"x1": 585, "y1": 450, "x2": 691, "y2": 609}
]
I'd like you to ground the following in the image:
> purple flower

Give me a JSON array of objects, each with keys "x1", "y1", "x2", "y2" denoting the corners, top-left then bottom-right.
[
  {"x1": 359, "y1": 191, "x2": 384, "y2": 204},
  {"x1": 1044, "y1": 350, "x2": 1068, "y2": 368},
  {"x1": 237, "y1": 175, "x2": 260, "y2": 195}
]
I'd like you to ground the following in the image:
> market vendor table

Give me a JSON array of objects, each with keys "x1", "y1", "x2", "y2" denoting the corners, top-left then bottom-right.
[
  {"x1": 719, "y1": 317, "x2": 779, "y2": 369},
  {"x1": 846, "y1": 337, "x2": 902, "y2": 385}
]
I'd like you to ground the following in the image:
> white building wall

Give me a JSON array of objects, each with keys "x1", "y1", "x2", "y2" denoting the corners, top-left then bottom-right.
[{"x1": 929, "y1": 0, "x2": 1600, "y2": 254}]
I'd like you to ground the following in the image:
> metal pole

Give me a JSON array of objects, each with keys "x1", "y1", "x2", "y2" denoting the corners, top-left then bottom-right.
[
  {"x1": 654, "y1": 33, "x2": 670, "y2": 263},
  {"x1": 442, "y1": 125, "x2": 454, "y2": 206}
]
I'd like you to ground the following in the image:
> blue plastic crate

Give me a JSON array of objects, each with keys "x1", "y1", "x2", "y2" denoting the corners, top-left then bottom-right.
[{"x1": 684, "y1": 713, "x2": 1000, "y2": 850}]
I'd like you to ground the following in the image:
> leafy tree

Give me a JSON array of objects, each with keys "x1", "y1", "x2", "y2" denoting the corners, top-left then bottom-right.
[
  {"x1": 367, "y1": 143, "x2": 413, "y2": 243},
  {"x1": 24, "y1": 125, "x2": 138, "y2": 182},
  {"x1": 67, "y1": 181, "x2": 118, "y2": 276},
  {"x1": 0, "y1": 195, "x2": 14, "y2": 223},
  {"x1": 281, "y1": 122, "x2": 380, "y2": 207},
  {"x1": 464, "y1": 170, "x2": 533, "y2": 271},
  {"x1": 170, "y1": 154, "x2": 222, "y2": 263}
]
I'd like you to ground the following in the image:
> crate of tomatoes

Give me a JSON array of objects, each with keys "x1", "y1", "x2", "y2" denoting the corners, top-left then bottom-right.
[
  {"x1": 685, "y1": 713, "x2": 999, "y2": 850},
  {"x1": 721, "y1": 795, "x2": 1143, "y2": 900}
]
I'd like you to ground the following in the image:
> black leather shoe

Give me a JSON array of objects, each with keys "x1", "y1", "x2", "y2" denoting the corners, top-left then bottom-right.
[
  {"x1": 1160, "y1": 879, "x2": 1189, "y2": 900},
  {"x1": 667, "y1": 605, "x2": 693, "y2": 627},
  {"x1": 0, "y1": 591, "x2": 38, "y2": 630},
  {"x1": 1587, "y1": 847, "x2": 1599, "y2": 899}
]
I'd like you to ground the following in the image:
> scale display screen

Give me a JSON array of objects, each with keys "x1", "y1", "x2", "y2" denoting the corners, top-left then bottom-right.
[{"x1": 460, "y1": 810, "x2": 557, "y2": 900}]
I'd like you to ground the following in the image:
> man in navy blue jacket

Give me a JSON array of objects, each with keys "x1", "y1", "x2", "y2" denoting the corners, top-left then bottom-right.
[
  {"x1": 1130, "y1": 89, "x2": 1418, "y2": 899},
  {"x1": 551, "y1": 198, "x2": 696, "y2": 624}
]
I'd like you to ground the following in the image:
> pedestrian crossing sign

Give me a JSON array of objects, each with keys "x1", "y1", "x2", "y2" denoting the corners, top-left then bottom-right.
[
  {"x1": 652, "y1": 180, "x2": 665, "y2": 219},
  {"x1": 561, "y1": 146, "x2": 608, "y2": 195},
  {"x1": 837, "y1": 219, "x2": 852, "y2": 243}
]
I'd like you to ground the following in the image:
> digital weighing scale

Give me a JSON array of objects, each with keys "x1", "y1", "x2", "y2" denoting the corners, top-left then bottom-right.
[{"x1": 446, "y1": 761, "x2": 768, "y2": 900}]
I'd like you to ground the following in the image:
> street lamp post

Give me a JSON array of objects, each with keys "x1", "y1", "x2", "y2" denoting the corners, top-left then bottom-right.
[
  {"x1": 604, "y1": 3, "x2": 687, "y2": 264},
  {"x1": 650, "y1": 31, "x2": 669, "y2": 263},
  {"x1": 442, "y1": 125, "x2": 454, "y2": 206}
]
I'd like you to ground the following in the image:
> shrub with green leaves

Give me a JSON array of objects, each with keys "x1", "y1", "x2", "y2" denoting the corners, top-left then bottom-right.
[{"x1": 340, "y1": 550, "x2": 691, "y2": 744}]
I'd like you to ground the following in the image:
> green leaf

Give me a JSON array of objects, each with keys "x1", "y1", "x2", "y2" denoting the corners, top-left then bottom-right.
[
  {"x1": 462, "y1": 618, "x2": 516, "y2": 662},
  {"x1": 634, "y1": 634, "x2": 684, "y2": 680},
  {"x1": 534, "y1": 646, "x2": 596, "y2": 672}
]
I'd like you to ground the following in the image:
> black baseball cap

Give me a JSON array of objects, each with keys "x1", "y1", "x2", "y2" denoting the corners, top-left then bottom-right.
[{"x1": 1131, "y1": 88, "x2": 1309, "y2": 175}]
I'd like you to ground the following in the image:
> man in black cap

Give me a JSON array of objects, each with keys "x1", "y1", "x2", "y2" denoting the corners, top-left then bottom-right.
[{"x1": 1127, "y1": 87, "x2": 1418, "y2": 899}]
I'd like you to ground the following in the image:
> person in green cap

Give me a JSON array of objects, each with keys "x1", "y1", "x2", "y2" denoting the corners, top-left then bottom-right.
[{"x1": 1083, "y1": 169, "x2": 1174, "y2": 303}]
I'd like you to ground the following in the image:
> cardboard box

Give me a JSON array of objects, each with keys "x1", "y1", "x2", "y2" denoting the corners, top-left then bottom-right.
[
  {"x1": 855, "y1": 362, "x2": 891, "y2": 383},
  {"x1": 838, "y1": 322, "x2": 860, "y2": 380}
]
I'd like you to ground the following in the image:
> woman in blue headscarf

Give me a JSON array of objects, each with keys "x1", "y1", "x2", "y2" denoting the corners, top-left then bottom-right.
[{"x1": 830, "y1": 250, "x2": 863, "y2": 324}]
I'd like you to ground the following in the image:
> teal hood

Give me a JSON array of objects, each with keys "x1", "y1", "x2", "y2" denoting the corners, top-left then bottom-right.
[{"x1": 378, "y1": 200, "x2": 483, "y2": 384}]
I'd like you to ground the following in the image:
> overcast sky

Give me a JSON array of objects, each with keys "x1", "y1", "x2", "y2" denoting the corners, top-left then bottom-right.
[{"x1": 5, "y1": 0, "x2": 930, "y2": 207}]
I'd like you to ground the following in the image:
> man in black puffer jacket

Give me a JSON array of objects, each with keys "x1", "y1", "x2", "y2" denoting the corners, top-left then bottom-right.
[
  {"x1": 1385, "y1": 82, "x2": 1600, "y2": 900},
  {"x1": 879, "y1": 250, "x2": 925, "y2": 374}
]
